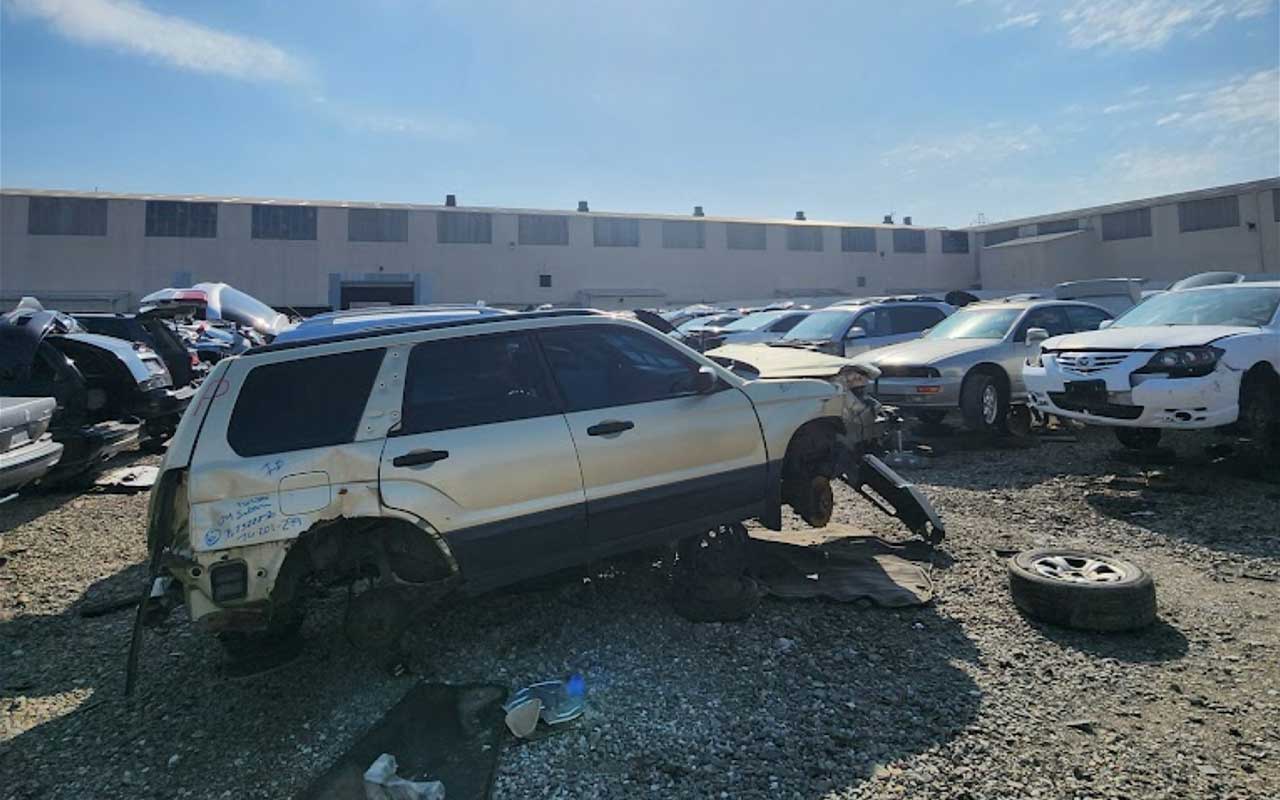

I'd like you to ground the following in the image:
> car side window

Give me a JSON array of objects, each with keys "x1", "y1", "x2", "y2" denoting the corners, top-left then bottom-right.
[
  {"x1": 228, "y1": 348, "x2": 386, "y2": 457},
  {"x1": 539, "y1": 325, "x2": 704, "y2": 412},
  {"x1": 1065, "y1": 306, "x2": 1112, "y2": 332},
  {"x1": 890, "y1": 306, "x2": 947, "y2": 334},
  {"x1": 854, "y1": 309, "x2": 892, "y2": 338},
  {"x1": 769, "y1": 315, "x2": 804, "y2": 333},
  {"x1": 1017, "y1": 307, "x2": 1072, "y2": 338},
  {"x1": 400, "y1": 333, "x2": 558, "y2": 435}
]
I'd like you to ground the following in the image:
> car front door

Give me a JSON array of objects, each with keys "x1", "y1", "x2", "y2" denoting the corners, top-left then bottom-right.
[
  {"x1": 379, "y1": 332, "x2": 587, "y2": 588},
  {"x1": 537, "y1": 323, "x2": 767, "y2": 555},
  {"x1": 843, "y1": 309, "x2": 891, "y2": 356}
]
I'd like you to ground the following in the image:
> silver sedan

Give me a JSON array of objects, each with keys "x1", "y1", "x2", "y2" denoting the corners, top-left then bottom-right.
[{"x1": 854, "y1": 299, "x2": 1112, "y2": 430}]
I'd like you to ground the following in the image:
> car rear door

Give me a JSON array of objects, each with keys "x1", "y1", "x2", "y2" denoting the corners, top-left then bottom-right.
[
  {"x1": 536, "y1": 323, "x2": 767, "y2": 555},
  {"x1": 378, "y1": 332, "x2": 586, "y2": 588}
]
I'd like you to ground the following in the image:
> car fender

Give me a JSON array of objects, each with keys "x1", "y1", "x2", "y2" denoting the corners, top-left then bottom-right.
[{"x1": 737, "y1": 378, "x2": 845, "y2": 464}]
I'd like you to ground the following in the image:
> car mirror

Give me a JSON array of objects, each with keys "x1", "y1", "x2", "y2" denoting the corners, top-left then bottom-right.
[
  {"x1": 1024, "y1": 327, "x2": 1050, "y2": 347},
  {"x1": 1098, "y1": 319, "x2": 1113, "y2": 329},
  {"x1": 845, "y1": 326, "x2": 867, "y2": 340},
  {"x1": 693, "y1": 365, "x2": 717, "y2": 393}
]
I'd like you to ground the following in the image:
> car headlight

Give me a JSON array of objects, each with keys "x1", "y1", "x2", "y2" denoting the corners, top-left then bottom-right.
[{"x1": 1134, "y1": 346, "x2": 1223, "y2": 378}]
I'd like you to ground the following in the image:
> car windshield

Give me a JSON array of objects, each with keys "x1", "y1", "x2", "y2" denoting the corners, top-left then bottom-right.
[
  {"x1": 677, "y1": 314, "x2": 736, "y2": 331},
  {"x1": 1111, "y1": 286, "x2": 1280, "y2": 328},
  {"x1": 782, "y1": 309, "x2": 856, "y2": 341},
  {"x1": 925, "y1": 308, "x2": 1022, "y2": 340},
  {"x1": 722, "y1": 310, "x2": 790, "y2": 331}
]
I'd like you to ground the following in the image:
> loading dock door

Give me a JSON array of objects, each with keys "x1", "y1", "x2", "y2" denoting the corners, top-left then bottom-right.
[{"x1": 339, "y1": 281, "x2": 415, "y2": 309}]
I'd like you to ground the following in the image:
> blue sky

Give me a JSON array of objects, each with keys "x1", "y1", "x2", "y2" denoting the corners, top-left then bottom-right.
[{"x1": 1, "y1": 0, "x2": 1277, "y2": 227}]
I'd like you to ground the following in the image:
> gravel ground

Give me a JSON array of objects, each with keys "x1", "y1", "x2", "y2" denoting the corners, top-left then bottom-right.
[{"x1": 2, "y1": 426, "x2": 1278, "y2": 799}]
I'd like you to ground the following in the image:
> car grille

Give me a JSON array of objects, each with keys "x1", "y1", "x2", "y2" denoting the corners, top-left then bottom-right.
[{"x1": 1055, "y1": 352, "x2": 1129, "y2": 375}]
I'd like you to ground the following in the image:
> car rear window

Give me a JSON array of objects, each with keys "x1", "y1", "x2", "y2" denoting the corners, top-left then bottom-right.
[{"x1": 227, "y1": 348, "x2": 385, "y2": 457}]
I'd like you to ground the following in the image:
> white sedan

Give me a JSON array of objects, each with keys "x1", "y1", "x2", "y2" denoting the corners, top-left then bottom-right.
[{"x1": 1023, "y1": 282, "x2": 1280, "y2": 451}]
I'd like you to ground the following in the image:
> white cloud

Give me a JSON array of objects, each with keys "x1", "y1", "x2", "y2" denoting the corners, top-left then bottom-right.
[
  {"x1": 883, "y1": 123, "x2": 1047, "y2": 166},
  {"x1": 1173, "y1": 69, "x2": 1279, "y2": 129},
  {"x1": 995, "y1": 12, "x2": 1041, "y2": 29},
  {"x1": 1155, "y1": 112, "x2": 1183, "y2": 125},
  {"x1": 1103, "y1": 148, "x2": 1221, "y2": 190},
  {"x1": 5, "y1": 0, "x2": 307, "y2": 83},
  {"x1": 1059, "y1": 0, "x2": 1272, "y2": 50},
  {"x1": 969, "y1": 1, "x2": 1272, "y2": 50}
]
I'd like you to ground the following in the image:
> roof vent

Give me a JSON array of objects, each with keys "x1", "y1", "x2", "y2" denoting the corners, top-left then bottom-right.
[
  {"x1": 903, "y1": 216, "x2": 912, "y2": 226},
  {"x1": 693, "y1": 206, "x2": 704, "y2": 217},
  {"x1": 883, "y1": 214, "x2": 894, "y2": 224},
  {"x1": 794, "y1": 211, "x2": 806, "y2": 221},
  {"x1": 577, "y1": 200, "x2": 589, "y2": 212},
  {"x1": 445, "y1": 194, "x2": 457, "y2": 207}
]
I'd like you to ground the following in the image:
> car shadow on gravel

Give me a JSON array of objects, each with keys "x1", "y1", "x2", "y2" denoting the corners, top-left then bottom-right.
[
  {"x1": 417, "y1": 559, "x2": 987, "y2": 798},
  {"x1": 1084, "y1": 460, "x2": 1280, "y2": 561},
  {"x1": 0, "y1": 489, "x2": 85, "y2": 533},
  {"x1": 1, "y1": 551, "x2": 985, "y2": 799},
  {"x1": 1023, "y1": 617, "x2": 1189, "y2": 664}
]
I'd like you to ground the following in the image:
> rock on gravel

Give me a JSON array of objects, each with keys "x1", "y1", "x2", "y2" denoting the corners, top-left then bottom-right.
[{"x1": 1, "y1": 431, "x2": 1278, "y2": 799}]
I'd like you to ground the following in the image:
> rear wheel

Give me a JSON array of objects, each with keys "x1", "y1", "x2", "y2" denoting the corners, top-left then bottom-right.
[
  {"x1": 1238, "y1": 370, "x2": 1280, "y2": 464},
  {"x1": 1114, "y1": 427, "x2": 1162, "y2": 450},
  {"x1": 960, "y1": 372, "x2": 1007, "y2": 432}
]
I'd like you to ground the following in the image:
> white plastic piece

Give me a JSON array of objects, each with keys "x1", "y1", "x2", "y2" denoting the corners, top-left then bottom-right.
[{"x1": 363, "y1": 753, "x2": 445, "y2": 800}]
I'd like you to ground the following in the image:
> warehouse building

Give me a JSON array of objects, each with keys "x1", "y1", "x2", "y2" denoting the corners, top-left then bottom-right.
[
  {"x1": 970, "y1": 178, "x2": 1280, "y2": 290},
  {"x1": 1, "y1": 177, "x2": 1277, "y2": 312},
  {"x1": 0, "y1": 190, "x2": 976, "y2": 312}
]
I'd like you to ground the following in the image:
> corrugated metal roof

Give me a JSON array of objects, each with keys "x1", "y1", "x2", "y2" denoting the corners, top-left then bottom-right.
[
  {"x1": 0, "y1": 187, "x2": 944, "y2": 231},
  {"x1": 968, "y1": 177, "x2": 1280, "y2": 232}
]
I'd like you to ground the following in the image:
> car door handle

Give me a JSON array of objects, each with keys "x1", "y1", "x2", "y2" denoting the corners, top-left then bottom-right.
[
  {"x1": 586, "y1": 420, "x2": 634, "y2": 437},
  {"x1": 392, "y1": 449, "x2": 450, "y2": 467}
]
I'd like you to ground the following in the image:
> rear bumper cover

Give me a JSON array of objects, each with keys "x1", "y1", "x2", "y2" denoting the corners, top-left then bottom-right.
[{"x1": 0, "y1": 436, "x2": 64, "y2": 493}]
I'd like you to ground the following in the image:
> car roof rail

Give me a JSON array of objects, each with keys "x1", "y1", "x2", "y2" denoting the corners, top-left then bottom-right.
[{"x1": 248, "y1": 308, "x2": 606, "y2": 355}]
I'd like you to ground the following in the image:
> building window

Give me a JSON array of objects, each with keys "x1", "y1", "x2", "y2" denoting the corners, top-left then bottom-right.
[
  {"x1": 840, "y1": 227, "x2": 876, "y2": 252},
  {"x1": 252, "y1": 205, "x2": 317, "y2": 240},
  {"x1": 1101, "y1": 207, "x2": 1152, "y2": 241},
  {"x1": 1037, "y1": 219, "x2": 1078, "y2": 236},
  {"x1": 726, "y1": 222, "x2": 766, "y2": 250},
  {"x1": 593, "y1": 218, "x2": 640, "y2": 247},
  {"x1": 348, "y1": 208, "x2": 407, "y2": 242},
  {"x1": 518, "y1": 214, "x2": 569, "y2": 245},
  {"x1": 1178, "y1": 195, "x2": 1240, "y2": 233},
  {"x1": 893, "y1": 228, "x2": 926, "y2": 253},
  {"x1": 145, "y1": 201, "x2": 217, "y2": 238},
  {"x1": 786, "y1": 226, "x2": 823, "y2": 252},
  {"x1": 437, "y1": 212, "x2": 492, "y2": 244},
  {"x1": 539, "y1": 274, "x2": 552, "y2": 288},
  {"x1": 661, "y1": 220, "x2": 705, "y2": 249},
  {"x1": 856, "y1": 276, "x2": 867, "y2": 288},
  {"x1": 27, "y1": 197, "x2": 107, "y2": 236},
  {"x1": 1274, "y1": 189, "x2": 1280, "y2": 223},
  {"x1": 983, "y1": 227, "x2": 1018, "y2": 247},
  {"x1": 941, "y1": 230, "x2": 970, "y2": 254}
]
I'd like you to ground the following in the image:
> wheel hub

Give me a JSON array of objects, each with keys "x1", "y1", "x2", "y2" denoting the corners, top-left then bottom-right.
[
  {"x1": 982, "y1": 386, "x2": 999, "y2": 424},
  {"x1": 1031, "y1": 554, "x2": 1127, "y2": 583}
]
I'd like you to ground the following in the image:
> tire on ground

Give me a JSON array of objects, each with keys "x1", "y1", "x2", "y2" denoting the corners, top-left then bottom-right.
[
  {"x1": 1237, "y1": 368, "x2": 1280, "y2": 467},
  {"x1": 670, "y1": 523, "x2": 761, "y2": 623},
  {"x1": 960, "y1": 371, "x2": 1008, "y2": 432},
  {"x1": 1007, "y1": 548, "x2": 1156, "y2": 632},
  {"x1": 1114, "y1": 426, "x2": 1162, "y2": 450}
]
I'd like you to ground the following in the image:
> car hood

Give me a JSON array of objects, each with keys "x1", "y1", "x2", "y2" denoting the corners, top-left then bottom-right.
[
  {"x1": 1045, "y1": 325, "x2": 1258, "y2": 351},
  {"x1": 706, "y1": 342, "x2": 879, "y2": 379},
  {"x1": 855, "y1": 338, "x2": 1000, "y2": 366}
]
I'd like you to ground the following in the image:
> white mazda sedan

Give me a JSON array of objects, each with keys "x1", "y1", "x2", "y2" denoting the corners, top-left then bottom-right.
[{"x1": 1023, "y1": 282, "x2": 1280, "y2": 451}]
